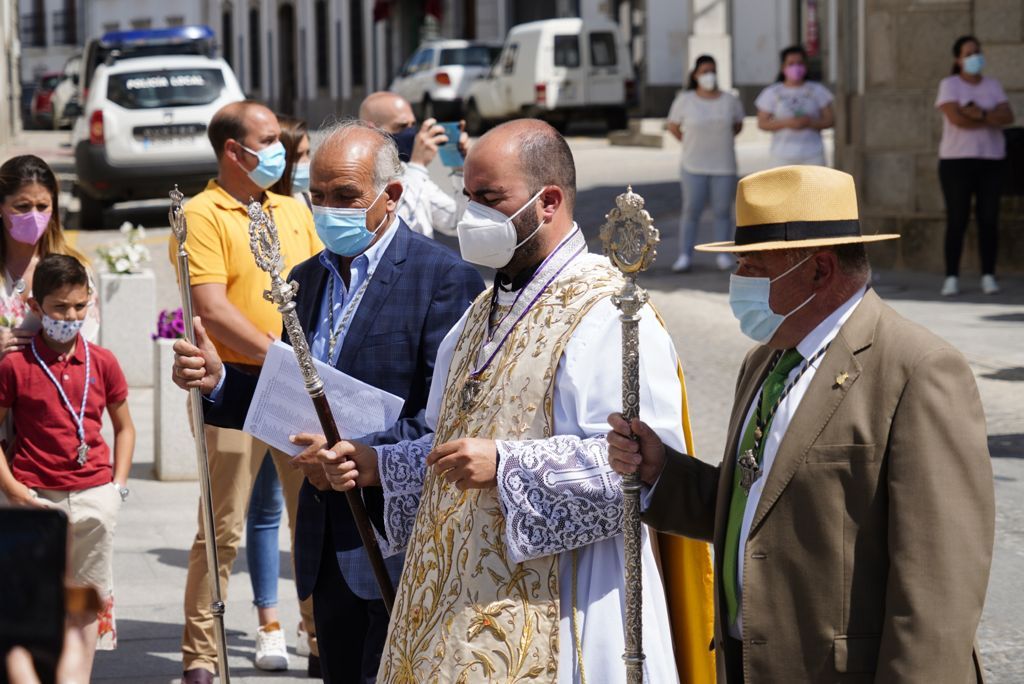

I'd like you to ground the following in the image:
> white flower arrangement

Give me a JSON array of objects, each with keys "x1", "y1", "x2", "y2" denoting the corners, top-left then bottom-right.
[{"x1": 97, "y1": 222, "x2": 152, "y2": 274}]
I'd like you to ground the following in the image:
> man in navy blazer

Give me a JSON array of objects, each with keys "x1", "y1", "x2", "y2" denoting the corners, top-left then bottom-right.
[{"x1": 173, "y1": 121, "x2": 483, "y2": 683}]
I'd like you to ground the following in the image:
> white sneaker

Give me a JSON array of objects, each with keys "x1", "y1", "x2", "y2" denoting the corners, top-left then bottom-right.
[
  {"x1": 716, "y1": 254, "x2": 734, "y2": 271},
  {"x1": 296, "y1": 622, "x2": 311, "y2": 657},
  {"x1": 671, "y1": 254, "x2": 691, "y2": 273},
  {"x1": 940, "y1": 276, "x2": 959, "y2": 297},
  {"x1": 981, "y1": 274, "x2": 1000, "y2": 295},
  {"x1": 254, "y1": 622, "x2": 289, "y2": 671}
]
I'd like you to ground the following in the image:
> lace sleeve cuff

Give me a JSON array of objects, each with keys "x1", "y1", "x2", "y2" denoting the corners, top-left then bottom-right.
[
  {"x1": 375, "y1": 433, "x2": 433, "y2": 556},
  {"x1": 495, "y1": 435, "x2": 622, "y2": 564}
]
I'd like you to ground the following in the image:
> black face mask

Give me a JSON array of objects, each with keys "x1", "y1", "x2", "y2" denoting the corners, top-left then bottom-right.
[{"x1": 389, "y1": 126, "x2": 417, "y2": 163}]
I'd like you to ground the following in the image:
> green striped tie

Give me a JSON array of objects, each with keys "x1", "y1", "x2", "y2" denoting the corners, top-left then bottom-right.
[{"x1": 722, "y1": 348, "x2": 803, "y2": 629}]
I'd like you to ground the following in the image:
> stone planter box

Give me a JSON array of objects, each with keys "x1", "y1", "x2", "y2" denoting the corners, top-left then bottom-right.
[
  {"x1": 98, "y1": 269, "x2": 156, "y2": 387},
  {"x1": 153, "y1": 337, "x2": 197, "y2": 481}
]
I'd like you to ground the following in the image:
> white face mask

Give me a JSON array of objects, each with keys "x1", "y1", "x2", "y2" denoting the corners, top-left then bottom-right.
[
  {"x1": 728, "y1": 255, "x2": 815, "y2": 343},
  {"x1": 456, "y1": 189, "x2": 545, "y2": 268},
  {"x1": 697, "y1": 72, "x2": 717, "y2": 91},
  {"x1": 41, "y1": 313, "x2": 86, "y2": 344}
]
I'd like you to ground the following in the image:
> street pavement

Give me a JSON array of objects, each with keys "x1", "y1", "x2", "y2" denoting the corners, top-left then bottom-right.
[{"x1": 1, "y1": 127, "x2": 1022, "y2": 682}]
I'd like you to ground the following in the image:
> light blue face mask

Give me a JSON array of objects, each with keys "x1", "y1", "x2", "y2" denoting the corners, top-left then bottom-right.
[
  {"x1": 312, "y1": 187, "x2": 388, "y2": 257},
  {"x1": 292, "y1": 163, "x2": 310, "y2": 193},
  {"x1": 962, "y1": 53, "x2": 985, "y2": 76},
  {"x1": 239, "y1": 141, "x2": 287, "y2": 189},
  {"x1": 728, "y1": 255, "x2": 815, "y2": 343}
]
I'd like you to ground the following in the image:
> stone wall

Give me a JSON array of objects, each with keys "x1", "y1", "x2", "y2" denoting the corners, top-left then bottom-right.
[{"x1": 837, "y1": 0, "x2": 1024, "y2": 274}]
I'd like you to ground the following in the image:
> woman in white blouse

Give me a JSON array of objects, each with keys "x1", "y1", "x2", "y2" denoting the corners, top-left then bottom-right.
[
  {"x1": 755, "y1": 45, "x2": 834, "y2": 167},
  {"x1": 666, "y1": 55, "x2": 744, "y2": 273}
]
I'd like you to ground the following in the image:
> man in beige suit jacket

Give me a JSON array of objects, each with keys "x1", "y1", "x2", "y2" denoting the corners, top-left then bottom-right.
[{"x1": 609, "y1": 166, "x2": 994, "y2": 683}]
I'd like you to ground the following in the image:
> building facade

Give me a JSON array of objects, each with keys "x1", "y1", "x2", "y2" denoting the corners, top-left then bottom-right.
[
  {"x1": 1, "y1": 0, "x2": 20, "y2": 146},
  {"x1": 830, "y1": 0, "x2": 1024, "y2": 273}
]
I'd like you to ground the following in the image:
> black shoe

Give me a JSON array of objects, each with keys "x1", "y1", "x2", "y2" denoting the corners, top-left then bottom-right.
[
  {"x1": 182, "y1": 668, "x2": 214, "y2": 684},
  {"x1": 307, "y1": 654, "x2": 322, "y2": 678}
]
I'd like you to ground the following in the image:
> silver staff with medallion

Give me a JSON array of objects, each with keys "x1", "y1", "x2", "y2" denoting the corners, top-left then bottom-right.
[
  {"x1": 246, "y1": 199, "x2": 396, "y2": 610},
  {"x1": 599, "y1": 187, "x2": 659, "y2": 684},
  {"x1": 169, "y1": 186, "x2": 232, "y2": 683}
]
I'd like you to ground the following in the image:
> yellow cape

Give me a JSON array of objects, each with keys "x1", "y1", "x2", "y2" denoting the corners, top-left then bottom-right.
[
  {"x1": 656, "y1": 357, "x2": 717, "y2": 683},
  {"x1": 648, "y1": 303, "x2": 716, "y2": 683}
]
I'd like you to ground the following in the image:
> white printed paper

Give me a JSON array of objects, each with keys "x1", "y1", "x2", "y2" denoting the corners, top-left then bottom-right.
[{"x1": 243, "y1": 341, "x2": 405, "y2": 456}]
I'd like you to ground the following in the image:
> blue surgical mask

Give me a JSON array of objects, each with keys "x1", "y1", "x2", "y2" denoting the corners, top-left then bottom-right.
[
  {"x1": 728, "y1": 255, "x2": 815, "y2": 343},
  {"x1": 312, "y1": 187, "x2": 388, "y2": 257},
  {"x1": 239, "y1": 141, "x2": 287, "y2": 189},
  {"x1": 963, "y1": 53, "x2": 985, "y2": 75},
  {"x1": 292, "y1": 162, "x2": 310, "y2": 193},
  {"x1": 389, "y1": 127, "x2": 417, "y2": 163}
]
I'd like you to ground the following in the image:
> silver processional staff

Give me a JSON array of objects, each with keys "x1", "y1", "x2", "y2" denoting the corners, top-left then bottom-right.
[
  {"x1": 168, "y1": 187, "x2": 231, "y2": 682},
  {"x1": 600, "y1": 186, "x2": 660, "y2": 684}
]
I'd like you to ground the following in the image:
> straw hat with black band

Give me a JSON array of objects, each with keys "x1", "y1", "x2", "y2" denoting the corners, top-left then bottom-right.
[{"x1": 696, "y1": 165, "x2": 899, "y2": 253}]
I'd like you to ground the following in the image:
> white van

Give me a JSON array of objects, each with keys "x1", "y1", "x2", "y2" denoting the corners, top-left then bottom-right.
[{"x1": 464, "y1": 18, "x2": 634, "y2": 134}]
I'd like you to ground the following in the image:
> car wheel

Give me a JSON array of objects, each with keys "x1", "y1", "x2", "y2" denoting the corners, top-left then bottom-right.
[
  {"x1": 465, "y1": 101, "x2": 486, "y2": 136},
  {"x1": 78, "y1": 192, "x2": 107, "y2": 230},
  {"x1": 606, "y1": 107, "x2": 629, "y2": 131},
  {"x1": 421, "y1": 96, "x2": 434, "y2": 121}
]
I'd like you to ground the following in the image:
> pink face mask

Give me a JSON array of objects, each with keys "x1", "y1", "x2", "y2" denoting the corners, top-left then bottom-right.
[
  {"x1": 4, "y1": 209, "x2": 51, "y2": 245},
  {"x1": 783, "y1": 64, "x2": 807, "y2": 83}
]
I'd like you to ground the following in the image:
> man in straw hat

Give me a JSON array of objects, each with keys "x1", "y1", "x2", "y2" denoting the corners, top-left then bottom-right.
[{"x1": 607, "y1": 165, "x2": 995, "y2": 682}]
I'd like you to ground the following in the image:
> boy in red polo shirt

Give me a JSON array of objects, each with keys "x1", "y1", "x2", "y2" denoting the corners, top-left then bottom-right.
[{"x1": 0, "y1": 254, "x2": 135, "y2": 679}]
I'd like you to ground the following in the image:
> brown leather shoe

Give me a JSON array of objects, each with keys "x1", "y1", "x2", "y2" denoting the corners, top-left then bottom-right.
[{"x1": 182, "y1": 668, "x2": 214, "y2": 684}]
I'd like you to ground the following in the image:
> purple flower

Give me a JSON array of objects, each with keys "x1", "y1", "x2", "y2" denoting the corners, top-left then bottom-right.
[{"x1": 154, "y1": 307, "x2": 186, "y2": 339}]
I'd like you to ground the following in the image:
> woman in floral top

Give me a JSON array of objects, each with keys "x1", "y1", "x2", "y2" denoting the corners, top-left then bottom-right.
[{"x1": 0, "y1": 155, "x2": 100, "y2": 358}]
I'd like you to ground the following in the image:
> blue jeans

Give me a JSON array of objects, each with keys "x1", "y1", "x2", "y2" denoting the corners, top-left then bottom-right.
[
  {"x1": 679, "y1": 170, "x2": 736, "y2": 258},
  {"x1": 247, "y1": 451, "x2": 284, "y2": 609}
]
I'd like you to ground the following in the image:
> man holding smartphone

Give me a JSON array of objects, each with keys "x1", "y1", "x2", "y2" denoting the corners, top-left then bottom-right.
[{"x1": 359, "y1": 91, "x2": 470, "y2": 239}]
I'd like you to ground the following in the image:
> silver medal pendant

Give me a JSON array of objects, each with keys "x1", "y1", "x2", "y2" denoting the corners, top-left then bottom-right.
[
  {"x1": 738, "y1": 449, "x2": 761, "y2": 492},
  {"x1": 76, "y1": 442, "x2": 89, "y2": 466},
  {"x1": 459, "y1": 377, "x2": 481, "y2": 413}
]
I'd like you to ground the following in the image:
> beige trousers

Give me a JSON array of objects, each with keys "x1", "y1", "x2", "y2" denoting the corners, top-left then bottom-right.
[
  {"x1": 34, "y1": 482, "x2": 122, "y2": 597},
  {"x1": 181, "y1": 425, "x2": 316, "y2": 673}
]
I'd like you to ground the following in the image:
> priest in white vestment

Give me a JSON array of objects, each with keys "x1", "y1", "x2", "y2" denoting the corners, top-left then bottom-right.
[{"x1": 317, "y1": 119, "x2": 715, "y2": 683}]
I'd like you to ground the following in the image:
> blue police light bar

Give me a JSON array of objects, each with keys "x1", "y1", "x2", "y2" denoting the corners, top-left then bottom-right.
[{"x1": 99, "y1": 25, "x2": 215, "y2": 48}]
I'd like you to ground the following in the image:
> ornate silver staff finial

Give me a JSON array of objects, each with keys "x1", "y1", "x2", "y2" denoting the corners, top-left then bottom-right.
[
  {"x1": 599, "y1": 186, "x2": 659, "y2": 684},
  {"x1": 168, "y1": 185, "x2": 187, "y2": 245},
  {"x1": 246, "y1": 200, "x2": 321, "y2": 397}
]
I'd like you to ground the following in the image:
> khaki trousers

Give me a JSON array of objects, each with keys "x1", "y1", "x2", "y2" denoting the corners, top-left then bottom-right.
[
  {"x1": 181, "y1": 425, "x2": 316, "y2": 673},
  {"x1": 34, "y1": 483, "x2": 122, "y2": 598}
]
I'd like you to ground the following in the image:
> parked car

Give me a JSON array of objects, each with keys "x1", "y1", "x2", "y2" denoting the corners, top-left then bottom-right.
[
  {"x1": 72, "y1": 54, "x2": 244, "y2": 228},
  {"x1": 29, "y1": 72, "x2": 62, "y2": 128},
  {"x1": 79, "y1": 25, "x2": 216, "y2": 104},
  {"x1": 390, "y1": 39, "x2": 502, "y2": 120},
  {"x1": 51, "y1": 55, "x2": 82, "y2": 130},
  {"x1": 464, "y1": 18, "x2": 634, "y2": 134}
]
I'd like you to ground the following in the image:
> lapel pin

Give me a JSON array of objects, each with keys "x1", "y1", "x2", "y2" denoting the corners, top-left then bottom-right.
[{"x1": 835, "y1": 371, "x2": 849, "y2": 387}]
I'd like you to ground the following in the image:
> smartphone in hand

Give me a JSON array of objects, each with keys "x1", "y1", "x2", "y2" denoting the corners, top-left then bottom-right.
[{"x1": 437, "y1": 122, "x2": 464, "y2": 168}]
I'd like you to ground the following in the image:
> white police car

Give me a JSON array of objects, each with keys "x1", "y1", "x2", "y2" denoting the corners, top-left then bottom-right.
[{"x1": 72, "y1": 53, "x2": 244, "y2": 228}]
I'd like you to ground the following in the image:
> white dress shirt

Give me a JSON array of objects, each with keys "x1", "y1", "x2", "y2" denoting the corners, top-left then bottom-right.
[
  {"x1": 395, "y1": 162, "x2": 463, "y2": 238},
  {"x1": 730, "y1": 285, "x2": 866, "y2": 638}
]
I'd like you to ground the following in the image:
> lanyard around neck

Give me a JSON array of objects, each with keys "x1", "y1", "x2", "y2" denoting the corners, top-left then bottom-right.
[{"x1": 30, "y1": 337, "x2": 91, "y2": 453}]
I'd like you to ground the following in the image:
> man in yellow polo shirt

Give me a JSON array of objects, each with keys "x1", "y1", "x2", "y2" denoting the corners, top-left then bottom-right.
[{"x1": 170, "y1": 100, "x2": 321, "y2": 684}]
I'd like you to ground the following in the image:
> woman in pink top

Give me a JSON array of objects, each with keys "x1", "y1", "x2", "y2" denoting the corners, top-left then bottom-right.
[{"x1": 935, "y1": 35, "x2": 1014, "y2": 296}]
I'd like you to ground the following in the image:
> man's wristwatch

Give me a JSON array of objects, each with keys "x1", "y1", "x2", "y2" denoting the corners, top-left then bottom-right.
[{"x1": 113, "y1": 482, "x2": 130, "y2": 501}]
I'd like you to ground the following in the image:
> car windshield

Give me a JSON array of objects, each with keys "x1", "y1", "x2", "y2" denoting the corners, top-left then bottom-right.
[
  {"x1": 439, "y1": 46, "x2": 501, "y2": 67},
  {"x1": 106, "y1": 68, "x2": 226, "y2": 109},
  {"x1": 40, "y1": 75, "x2": 61, "y2": 90}
]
